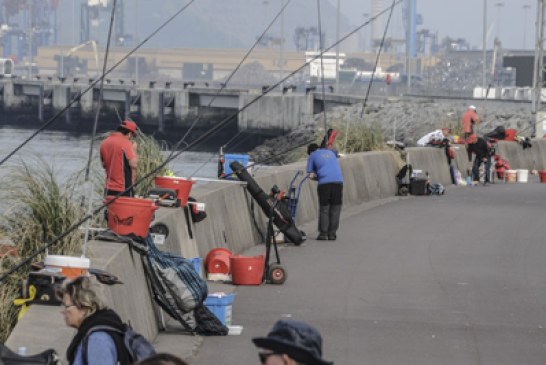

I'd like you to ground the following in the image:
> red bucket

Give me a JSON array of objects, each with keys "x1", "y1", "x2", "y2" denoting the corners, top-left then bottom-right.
[
  {"x1": 539, "y1": 170, "x2": 546, "y2": 183},
  {"x1": 504, "y1": 129, "x2": 517, "y2": 141},
  {"x1": 106, "y1": 197, "x2": 158, "y2": 238},
  {"x1": 230, "y1": 255, "x2": 265, "y2": 285},
  {"x1": 154, "y1": 176, "x2": 195, "y2": 206},
  {"x1": 205, "y1": 248, "x2": 232, "y2": 275}
]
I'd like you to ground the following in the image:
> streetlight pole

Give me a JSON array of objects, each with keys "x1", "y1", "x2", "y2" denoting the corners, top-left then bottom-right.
[
  {"x1": 280, "y1": 0, "x2": 285, "y2": 90},
  {"x1": 28, "y1": 2, "x2": 33, "y2": 79},
  {"x1": 335, "y1": 0, "x2": 340, "y2": 92},
  {"x1": 495, "y1": 2, "x2": 504, "y2": 41},
  {"x1": 482, "y1": 0, "x2": 487, "y2": 93},
  {"x1": 523, "y1": 4, "x2": 531, "y2": 49}
]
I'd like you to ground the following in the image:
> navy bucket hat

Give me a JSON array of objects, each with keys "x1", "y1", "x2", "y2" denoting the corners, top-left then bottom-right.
[{"x1": 252, "y1": 320, "x2": 333, "y2": 365}]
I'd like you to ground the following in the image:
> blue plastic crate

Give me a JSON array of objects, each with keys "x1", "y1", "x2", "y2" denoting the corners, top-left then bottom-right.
[
  {"x1": 204, "y1": 293, "x2": 235, "y2": 326},
  {"x1": 224, "y1": 154, "x2": 250, "y2": 177},
  {"x1": 190, "y1": 257, "x2": 202, "y2": 278}
]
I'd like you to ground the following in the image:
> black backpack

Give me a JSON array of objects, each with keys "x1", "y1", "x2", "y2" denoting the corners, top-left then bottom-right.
[{"x1": 82, "y1": 324, "x2": 156, "y2": 364}]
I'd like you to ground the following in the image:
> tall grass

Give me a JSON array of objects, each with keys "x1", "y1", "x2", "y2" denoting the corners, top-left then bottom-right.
[
  {"x1": 0, "y1": 156, "x2": 85, "y2": 342},
  {"x1": 133, "y1": 132, "x2": 171, "y2": 196},
  {"x1": 334, "y1": 121, "x2": 385, "y2": 154}
]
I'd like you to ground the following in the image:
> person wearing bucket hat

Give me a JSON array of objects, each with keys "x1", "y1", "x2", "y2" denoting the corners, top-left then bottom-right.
[
  {"x1": 100, "y1": 120, "x2": 139, "y2": 197},
  {"x1": 252, "y1": 319, "x2": 333, "y2": 365}
]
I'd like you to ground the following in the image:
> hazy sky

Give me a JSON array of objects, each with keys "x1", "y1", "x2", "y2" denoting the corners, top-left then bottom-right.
[{"x1": 330, "y1": 0, "x2": 538, "y2": 51}]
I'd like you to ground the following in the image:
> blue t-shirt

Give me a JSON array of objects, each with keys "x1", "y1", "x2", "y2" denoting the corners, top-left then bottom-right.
[
  {"x1": 306, "y1": 148, "x2": 343, "y2": 184},
  {"x1": 73, "y1": 332, "x2": 118, "y2": 365}
]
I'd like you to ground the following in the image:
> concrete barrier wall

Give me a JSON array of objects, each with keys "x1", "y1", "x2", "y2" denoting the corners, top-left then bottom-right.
[{"x1": 496, "y1": 139, "x2": 546, "y2": 170}]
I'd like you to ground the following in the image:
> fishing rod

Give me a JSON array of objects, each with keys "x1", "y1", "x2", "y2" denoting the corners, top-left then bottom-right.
[
  {"x1": 342, "y1": 0, "x2": 397, "y2": 153},
  {"x1": 81, "y1": 0, "x2": 118, "y2": 256},
  {"x1": 83, "y1": 0, "x2": 117, "y2": 183},
  {"x1": 316, "y1": 0, "x2": 328, "y2": 133},
  {"x1": 0, "y1": 0, "x2": 196, "y2": 168},
  {"x1": 0, "y1": 1, "x2": 400, "y2": 283}
]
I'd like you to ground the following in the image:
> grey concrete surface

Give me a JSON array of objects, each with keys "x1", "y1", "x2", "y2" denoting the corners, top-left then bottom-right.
[{"x1": 191, "y1": 179, "x2": 546, "y2": 365}]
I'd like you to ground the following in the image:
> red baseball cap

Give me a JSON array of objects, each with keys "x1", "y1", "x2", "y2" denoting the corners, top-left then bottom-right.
[{"x1": 120, "y1": 120, "x2": 138, "y2": 133}]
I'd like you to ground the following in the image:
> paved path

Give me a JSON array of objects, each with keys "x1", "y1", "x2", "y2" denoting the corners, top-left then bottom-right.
[{"x1": 190, "y1": 180, "x2": 546, "y2": 365}]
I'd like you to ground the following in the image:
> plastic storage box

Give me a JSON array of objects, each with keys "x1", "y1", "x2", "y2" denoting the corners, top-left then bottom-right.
[
  {"x1": 204, "y1": 293, "x2": 235, "y2": 326},
  {"x1": 224, "y1": 154, "x2": 250, "y2": 177}
]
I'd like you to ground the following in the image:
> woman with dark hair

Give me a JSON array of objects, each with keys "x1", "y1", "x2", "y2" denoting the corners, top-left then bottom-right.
[{"x1": 58, "y1": 276, "x2": 130, "y2": 365}]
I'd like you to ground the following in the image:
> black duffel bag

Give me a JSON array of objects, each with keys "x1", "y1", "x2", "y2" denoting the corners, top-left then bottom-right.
[{"x1": 0, "y1": 343, "x2": 58, "y2": 365}]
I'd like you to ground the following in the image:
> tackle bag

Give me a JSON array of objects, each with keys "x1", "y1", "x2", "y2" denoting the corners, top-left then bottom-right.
[
  {"x1": 0, "y1": 343, "x2": 58, "y2": 365},
  {"x1": 428, "y1": 183, "x2": 445, "y2": 195},
  {"x1": 142, "y1": 235, "x2": 227, "y2": 335},
  {"x1": 230, "y1": 161, "x2": 305, "y2": 245}
]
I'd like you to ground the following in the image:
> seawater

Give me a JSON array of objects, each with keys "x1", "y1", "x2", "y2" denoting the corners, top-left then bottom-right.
[{"x1": 0, "y1": 127, "x2": 219, "y2": 187}]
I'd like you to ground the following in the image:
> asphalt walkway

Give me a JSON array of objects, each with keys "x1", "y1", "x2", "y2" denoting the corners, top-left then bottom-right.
[{"x1": 172, "y1": 179, "x2": 546, "y2": 365}]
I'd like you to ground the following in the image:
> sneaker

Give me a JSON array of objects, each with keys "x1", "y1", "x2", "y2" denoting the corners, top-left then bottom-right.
[
  {"x1": 316, "y1": 234, "x2": 328, "y2": 240},
  {"x1": 328, "y1": 235, "x2": 336, "y2": 241}
]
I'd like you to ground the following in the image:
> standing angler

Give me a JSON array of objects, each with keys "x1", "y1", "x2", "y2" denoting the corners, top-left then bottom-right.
[
  {"x1": 306, "y1": 143, "x2": 344, "y2": 241},
  {"x1": 461, "y1": 105, "x2": 480, "y2": 140},
  {"x1": 100, "y1": 120, "x2": 139, "y2": 197}
]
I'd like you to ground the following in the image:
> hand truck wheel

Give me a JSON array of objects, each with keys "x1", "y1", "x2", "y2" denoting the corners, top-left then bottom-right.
[
  {"x1": 150, "y1": 223, "x2": 169, "y2": 238},
  {"x1": 268, "y1": 263, "x2": 287, "y2": 285}
]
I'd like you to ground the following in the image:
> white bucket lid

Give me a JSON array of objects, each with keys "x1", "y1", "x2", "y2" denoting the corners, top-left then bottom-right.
[
  {"x1": 506, "y1": 170, "x2": 517, "y2": 173},
  {"x1": 44, "y1": 255, "x2": 90, "y2": 269}
]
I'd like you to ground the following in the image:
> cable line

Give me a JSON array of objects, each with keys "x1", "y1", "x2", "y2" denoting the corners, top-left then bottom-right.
[
  {"x1": 82, "y1": 0, "x2": 118, "y2": 256},
  {"x1": 0, "y1": 0, "x2": 195, "y2": 168}
]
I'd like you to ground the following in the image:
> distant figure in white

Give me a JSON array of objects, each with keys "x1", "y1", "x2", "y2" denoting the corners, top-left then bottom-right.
[{"x1": 416, "y1": 128, "x2": 451, "y2": 147}]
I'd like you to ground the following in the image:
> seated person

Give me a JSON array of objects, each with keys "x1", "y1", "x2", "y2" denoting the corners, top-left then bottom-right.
[{"x1": 416, "y1": 128, "x2": 452, "y2": 147}]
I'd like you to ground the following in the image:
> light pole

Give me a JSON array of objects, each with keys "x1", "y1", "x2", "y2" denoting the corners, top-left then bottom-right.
[
  {"x1": 335, "y1": 0, "x2": 340, "y2": 92},
  {"x1": 495, "y1": 2, "x2": 504, "y2": 41},
  {"x1": 523, "y1": 4, "x2": 531, "y2": 49},
  {"x1": 482, "y1": 0, "x2": 487, "y2": 93}
]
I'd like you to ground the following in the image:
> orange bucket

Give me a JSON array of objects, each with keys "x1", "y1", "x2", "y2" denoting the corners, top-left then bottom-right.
[
  {"x1": 106, "y1": 197, "x2": 158, "y2": 238},
  {"x1": 154, "y1": 176, "x2": 195, "y2": 206},
  {"x1": 205, "y1": 248, "x2": 232, "y2": 274},
  {"x1": 230, "y1": 255, "x2": 265, "y2": 285},
  {"x1": 539, "y1": 170, "x2": 546, "y2": 183}
]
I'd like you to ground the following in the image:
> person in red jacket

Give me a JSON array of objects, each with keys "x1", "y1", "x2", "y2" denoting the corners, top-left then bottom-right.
[
  {"x1": 100, "y1": 120, "x2": 139, "y2": 197},
  {"x1": 461, "y1": 105, "x2": 480, "y2": 140}
]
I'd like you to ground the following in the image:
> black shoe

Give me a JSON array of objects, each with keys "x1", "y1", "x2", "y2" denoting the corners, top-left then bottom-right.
[
  {"x1": 316, "y1": 234, "x2": 328, "y2": 240},
  {"x1": 328, "y1": 234, "x2": 336, "y2": 240}
]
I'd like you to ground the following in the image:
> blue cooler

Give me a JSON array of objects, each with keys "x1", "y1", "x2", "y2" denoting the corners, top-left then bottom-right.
[
  {"x1": 224, "y1": 154, "x2": 250, "y2": 177},
  {"x1": 204, "y1": 293, "x2": 235, "y2": 326}
]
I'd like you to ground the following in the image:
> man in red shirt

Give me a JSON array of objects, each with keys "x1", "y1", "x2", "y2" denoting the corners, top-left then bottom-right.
[
  {"x1": 100, "y1": 120, "x2": 139, "y2": 197},
  {"x1": 461, "y1": 105, "x2": 480, "y2": 139}
]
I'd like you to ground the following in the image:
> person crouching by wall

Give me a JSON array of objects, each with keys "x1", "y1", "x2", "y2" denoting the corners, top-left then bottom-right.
[
  {"x1": 58, "y1": 276, "x2": 131, "y2": 365},
  {"x1": 306, "y1": 143, "x2": 344, "y2": 241}
]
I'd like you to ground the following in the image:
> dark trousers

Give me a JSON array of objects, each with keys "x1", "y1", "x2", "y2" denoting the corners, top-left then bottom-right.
[
  {"x1": 317, "y1": 183, "x2": 343, "y2": 236},
  {"x1": 472, "y1": 157, "x2": 491, "y2": 182}
]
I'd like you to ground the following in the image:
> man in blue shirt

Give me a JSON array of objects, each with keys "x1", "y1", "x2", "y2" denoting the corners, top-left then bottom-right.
[{"x1": 306, "y1": 143, "x2": 344, "y2": 240}]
